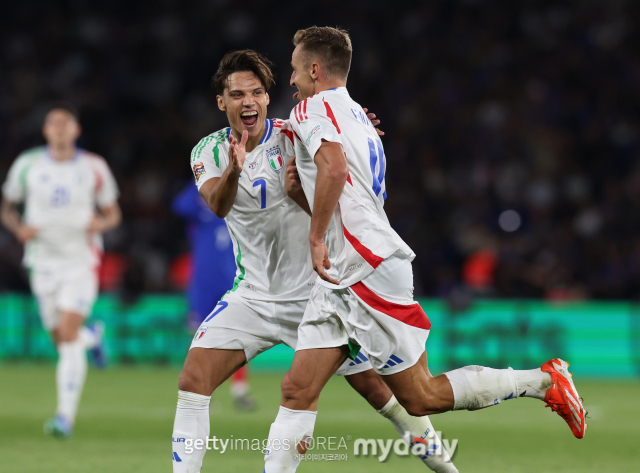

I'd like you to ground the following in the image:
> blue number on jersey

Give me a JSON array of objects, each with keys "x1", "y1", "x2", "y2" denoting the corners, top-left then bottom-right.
[
  {"x1": 367, "y1": 137, "x2": 387, "y2": 200},
  {"x1": 50, "y1": 186, "x2": 70, "y2": 207},
  {"x1": 203, "y1": 301, "x2": 229, "y2": 323},
  {"x1": 253, "y1": 179, "x2": 267, "y2": 209}
]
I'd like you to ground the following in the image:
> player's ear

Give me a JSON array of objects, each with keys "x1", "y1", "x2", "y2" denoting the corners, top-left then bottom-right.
[
  {"x1": 217, "y1": 95, "x2": 226, "y2": 112},
  {"x1": 310, "y1": 62, "x2": 320, "y2": 81},
  {"x1": 265, "y1": 92, "x2": 270, "y2": 106}
]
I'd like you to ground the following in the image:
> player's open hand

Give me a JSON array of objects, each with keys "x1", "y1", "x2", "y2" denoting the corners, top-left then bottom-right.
[
  {"x1": 16, "y1": 225, "x2": 38, "y2": 244},
  {"x1": 310, "y1": 239, "x2": 340, "y2": 285},
  {"x1": 363, "y1": 108, "x2": 384, "y2": 136},
  {"x1": 284, "y1": 156, "x2": 303, "y2": 196},
  {"x1": 228, "y1": 130, "x2": 249, "y2": 175}
]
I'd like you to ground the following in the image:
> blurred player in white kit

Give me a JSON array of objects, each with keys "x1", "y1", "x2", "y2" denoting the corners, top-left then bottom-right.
[{"x1": 1, "y1": 103, "x2": 121, "y2": 438}]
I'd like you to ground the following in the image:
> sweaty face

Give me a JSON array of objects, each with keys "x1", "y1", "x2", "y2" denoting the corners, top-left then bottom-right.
[
  {"x1": 290, "y1": 45, "x2": 314, "y2": 102},
  {"x1": 218, "y1": 71, "x2": 269, "y2": 139},
  {"x1": 42, "y1": 109, "x2": 81, "y2": 147}
]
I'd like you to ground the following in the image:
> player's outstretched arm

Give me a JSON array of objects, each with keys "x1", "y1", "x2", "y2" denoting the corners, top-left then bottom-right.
[
  {"x1": 200, "y1": 131, "x2": 248, "y2": 218},
  {"x1": 284, "y1": 156, "x2": 311, "y2": 216},
  {"x1": 309, "y1": 140, "x2": 348, "y2": 285},
  {"x1": 0, "y1": 198, "x2": 38, "y2": 244}
]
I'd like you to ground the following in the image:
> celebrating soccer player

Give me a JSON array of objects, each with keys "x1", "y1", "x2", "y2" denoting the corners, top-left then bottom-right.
[
  {"x1": 171, "y1": 50, "x2": 457, "y2": 472},
  {"x1": 1, "y1": 103, "x2": 121, "y2": 438},
  {"x1": 262, "y1": 26, "x2": 587, "y2": 473}
]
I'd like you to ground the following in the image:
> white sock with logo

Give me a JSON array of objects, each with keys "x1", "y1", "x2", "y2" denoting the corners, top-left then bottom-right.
[
  {"x1": 56, "y1": 339, "x2": 87, "y2": 425},
  {"x1": 444, "y1": 366, "x2": 551, "y2": 410},
  {"x1": 172, "y1": 390, "x2": 211, "y2": 473},
  {"x1": 264, "y1": 406, "x2": 317, "y2": 473},
  {"x1": 378, "y1": 396, "x2": 458, "y2": 473}
]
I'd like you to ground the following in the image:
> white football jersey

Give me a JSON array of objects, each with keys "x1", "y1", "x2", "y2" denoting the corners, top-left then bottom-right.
[
  {"x1": 289, "y1": 87, "x2": 415, "y2": 288},
  {"x1": 2, "y1": 146, "x2": 119, "y2": 269},
  {"x1": 191, "y1": 119, "x2": 315, "y2": 302}
]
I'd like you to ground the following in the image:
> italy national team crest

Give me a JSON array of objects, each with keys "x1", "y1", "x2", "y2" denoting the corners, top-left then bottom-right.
[
  {"x1": 266, "y1": 146, "x2": 284, "y2": 172},
  {"x1": 193, "y1": 326, "x2": 207, "y2": 341},
  {"x1": 192, "y1": 162, "x2": 206, "y2": 182}
]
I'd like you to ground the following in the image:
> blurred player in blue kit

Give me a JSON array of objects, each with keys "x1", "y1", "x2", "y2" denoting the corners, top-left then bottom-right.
[{"x1": 172, "y1": 183, "x2": 257, "y2": 410}]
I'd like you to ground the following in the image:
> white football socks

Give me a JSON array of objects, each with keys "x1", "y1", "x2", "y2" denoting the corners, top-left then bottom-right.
[
  {"x1": 444, "y1": 366, "x2": 552, "y2": 410},
  {"x1": 378, "y1": 396, "x2": 458, "y2": 473},
  {"x1": 172, "y1": 390, "x2": 211, "y2": 473},
  {"x1": 513, "y1": 368, "x2": 551, "y2": 400},
  {"x1": 264, "y1": 406, "x2": 317, "y2": 473},
  {"x1": 56, "y1": 339, "x2": 87, "y2": 424}
]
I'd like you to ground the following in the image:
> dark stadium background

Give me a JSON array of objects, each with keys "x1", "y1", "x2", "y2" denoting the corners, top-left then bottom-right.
[{"x1": 1, "y1": 0, "x2": 640, "y2": 301}]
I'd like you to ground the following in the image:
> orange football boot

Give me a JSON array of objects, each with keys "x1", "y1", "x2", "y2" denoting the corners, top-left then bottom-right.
[{"x1": 541, "y1": 359, "x2": 587, "y2": 438}]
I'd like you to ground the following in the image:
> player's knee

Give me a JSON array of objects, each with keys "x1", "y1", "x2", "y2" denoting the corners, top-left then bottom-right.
[
  {"x1": 178, "y1": 367, "x2": 206, "y2": 394},
  {"x1": 280, "y1": 371, "x2": 315, "y2": 404}
]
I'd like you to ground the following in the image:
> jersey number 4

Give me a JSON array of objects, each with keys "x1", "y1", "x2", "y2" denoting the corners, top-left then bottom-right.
[{"x1": 368, "y1": 137, "x2": 387, "y2": 200}]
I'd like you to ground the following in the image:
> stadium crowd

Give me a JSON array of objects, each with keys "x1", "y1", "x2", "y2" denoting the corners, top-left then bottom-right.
[{"x1": 1, "y1": 0, "x2": 639, "y2": 300}]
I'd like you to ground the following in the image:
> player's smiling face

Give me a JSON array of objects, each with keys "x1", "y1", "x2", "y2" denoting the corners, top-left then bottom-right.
[
  {"x1": 217, "y1": 71, "x2": 269, "y2": 140},
  {"x1": 290, "y1": 45, "x2": 314, "y2": 101}
]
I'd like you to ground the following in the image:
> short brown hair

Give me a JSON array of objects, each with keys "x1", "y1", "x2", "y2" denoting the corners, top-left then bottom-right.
[
  {"x1": 293, "y1": 26, "x2": 352, "y2": 79},
  {"x1": 211, "y1": 50, "x2": 275, "y2": 94},
  {"x1": 47, "y1": 101, "x2": 80, "y2": 122}
]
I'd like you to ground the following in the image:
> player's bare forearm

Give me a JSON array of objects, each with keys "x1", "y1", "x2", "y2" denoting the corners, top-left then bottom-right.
[
  {"x1": 284, "y1": 156, "x2": 311, "y2": 216},
  {"x1": 310, "y1": 141, "x2": 348, "y2": 243},
  {"x1": 288, "y1": 188, "x2": 311, "y2": 216},
  {"x1": 99, "y1": 203, "x2": 122, "y2": 232},
  {"x1": 1, "y1": 198, "x2": 38, "y2": 243},
  {"x1": 0, "y1": 199, "x2": 21, "y2": 234},
  {"x1": 199, "y1": 170, "x2": 240, "y2": 218}
]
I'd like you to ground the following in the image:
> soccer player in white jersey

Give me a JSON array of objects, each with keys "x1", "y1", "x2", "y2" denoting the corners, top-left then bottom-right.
[
  {"x1": 171, "y1": 50, "x2": 457, "y2": 473},
  {"x1": 263, "y1": 26, "x2": 588, "y2": 472},
  {"x1": 1, "y1": 102, "x2": 121, "y2": 438}
]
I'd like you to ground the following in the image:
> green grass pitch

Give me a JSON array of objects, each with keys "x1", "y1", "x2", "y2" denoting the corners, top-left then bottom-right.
[{"x1": 0, "y1": 364, "x2": 638, "y2": 472}]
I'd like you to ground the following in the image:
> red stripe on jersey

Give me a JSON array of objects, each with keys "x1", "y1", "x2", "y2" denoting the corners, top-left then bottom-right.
[
  {"x1": 346, "y1": 173, "x2": 353, "y2": 185},
  {"x1": 323, "y1": 99, "x2": 341, "y2": 134},
  {"x1": 294, "y1": 105, "x2": 301, "y2": 124},
  {"x1": 303, "y1": 99, "x2": 308, "y2": 119},
  {"x1": 292, "y1": 129, "x2": 302, "y2": 141},
  {"x1": 351, "y1": 281, "x2": 432, "y2": 331},
  {"x1": 283, "y1": 129, "x2": 294, "y2": 145},
  {"x1": 342, "y1": 225, "x2": 383, "y2": 268}
]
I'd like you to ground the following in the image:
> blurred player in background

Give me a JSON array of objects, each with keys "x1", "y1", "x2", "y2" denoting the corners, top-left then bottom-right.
[
  {"x1": 172, "y1": 183, "x2": 256, "y2": 410},
  {"x1": 171, "y1": 50, "x2": 456, "y2": 473},
  {"x1": 1, "y1": 103, "x2": 121, "y2": 438},
  {"x1": 263, "y1": 27, "x2": 586, "y2": 473}
]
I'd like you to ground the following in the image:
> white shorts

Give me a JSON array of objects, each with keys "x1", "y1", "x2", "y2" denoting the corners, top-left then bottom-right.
[
  {"x1": 189, "y1": 291, "x2": 372, "y2": 377},
  {"x1": 30, "y1": 265, "x2": 99, "y2": 331},
  {"x1": 297, "y1": 256, "x2": 430, "y2": 375}
]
